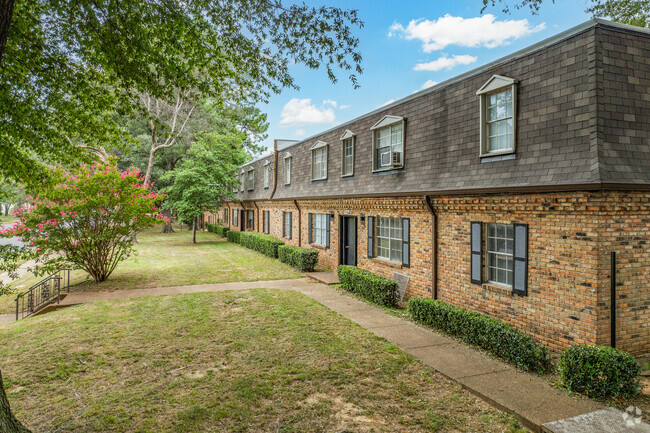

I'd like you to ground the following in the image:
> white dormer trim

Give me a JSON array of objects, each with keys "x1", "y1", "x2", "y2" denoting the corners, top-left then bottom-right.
[
  {"x1": 247, "y1": 166, "x2": 254, "y2": 171},
  {"x1": 263, "y1": 160, "x2": 270, "y2": 166},
  {"x1": 476, "y1": 75, "x2": 517, "y2": 95},
  {"x1": 339, "y1": 129, "x2": 355, "y2": 141},
  {"x1": 310, "y1": 140, "x2": 327, "y2": 150},
  {"x1": 284, "y1": 152, "x2": 292, "y2": 159},
  {"x1": 370, "y1": 115, "x2": 403, "y2": 130}
]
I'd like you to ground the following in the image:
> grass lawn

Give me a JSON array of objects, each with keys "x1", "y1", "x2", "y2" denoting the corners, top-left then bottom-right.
[
  {"x1": 0, "y1": 289, "x2": 526, "y2": 432},
  {"x1": 0, "y1": 226, "x2": 301, "y2": 313},
  {"x1": 0, "y1": 215, "x2": 16, "y2": 225}
]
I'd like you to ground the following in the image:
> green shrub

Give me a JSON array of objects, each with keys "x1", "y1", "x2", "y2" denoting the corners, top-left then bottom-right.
[
  {"x1": 337, "y1": 265, "x2": 399, "y2": 307},
  {"x1": 226, "y1": 230, "x2": 241, "y2": 243},
  {"x1": 408, "y1": 298, "x2": 551, "y2": 373},
  {"x1": 206, "y1": 223, "x2": 229, "y2": 237},
  {"x1": 278, "y1": 245, "x2": 319, "y2": 272},
  {"x1": 239, "y1": 232, "x2": 284, "y2": 258},
  {"x1": 558, "y1": 344, "x2": 641, "y2": 398}
]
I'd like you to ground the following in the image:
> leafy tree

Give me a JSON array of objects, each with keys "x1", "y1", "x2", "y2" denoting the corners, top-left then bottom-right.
[
  {"x1": 481, "y1": 0, "x2": 649, "y2": 27},
  {"x1": 0, "y1": 183, "x2": 25, "y2": 216},
  {"x1": 161, "y1": 132, "x2": 246, "y2": 244},
  {"x1": 1, "y1": 0, "x2": 363, "y2": 185},
  {"x1": 0, "y1": 161, "x2": 166, "y2": 283}
]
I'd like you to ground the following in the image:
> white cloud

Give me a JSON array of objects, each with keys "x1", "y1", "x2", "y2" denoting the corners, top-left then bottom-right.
[
  {"x1": 381, "y1": 99, "x2": 396, "y2": 107},
  {"x1": 294, "y1": 128, "x2": 307, "y2": 138},
  {"x1": 390, "y1": 14, "x2": 545, "y2": 52},
  {"x1": 414, "y1": 54, "x2": 477, "y2": 72},
  {"x1": 323, "y1": 99, "x2": 337, "y2": 108},
  {"x1": 340, "y1": 105, "x2": 351, "y2": 109},
  {"x1": 421, "y1": 80, "x2": 439, "y2": 89},
  {"x1": 279, "y1": 98, "x2": 336, "y2": 127}
]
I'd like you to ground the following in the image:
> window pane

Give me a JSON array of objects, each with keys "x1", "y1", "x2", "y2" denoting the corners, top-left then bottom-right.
[
  {"x1": 375, "y1": 217, "x2": 403, "y2": 262},
  {"x1": 486, "y1": 223, "x2": 514, "y2": 285}
]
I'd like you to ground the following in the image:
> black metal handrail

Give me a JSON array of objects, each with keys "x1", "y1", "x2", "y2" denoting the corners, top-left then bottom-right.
[{"x1": 15, "y1": 269, "x2": 71, "y2": 320}]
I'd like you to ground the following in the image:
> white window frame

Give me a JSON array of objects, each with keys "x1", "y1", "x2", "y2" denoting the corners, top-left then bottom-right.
[
  {"x1": 370, "y1": 115, "x2": 404, "y2": 172},
  {"x1": 311, "y1": 213, "x2": 329, "y2": 246},
  {"x1": 486, "y1": 223, "x2": 514, "y2": 286},
  {"x1": 233, "y1": 209, "x2": 238, "y2": 227},
  {"x1": 477, "y1": 75, "x2": 517, "y2": 157},
  {"x1": 247, "y1": 168, "x2": 254, "y2": 191},
  {"x1": 283, "y1": 211, "x2": 292, "y2": 238},
  {"x1": 263, "y1": 161, "x2": 270, "y2": 189},
  {"x1": 310, "y1": 141, "x2": 328, "y2": 181},
  {"x1": 246, "y1": 210, "x2": 254, "y2": 230},
  {"x1": 284, "y1": 154, "x2": 292, "y2": 185},
  {"x1": 340, "y1": 130, "x2": 355, "y2": 177},
  {"x1": 240, "y1": 172, "x2": 245, "y2": 192},
  {"x1": 375, "y1": 217, "x2": 402, "y2": 263}
]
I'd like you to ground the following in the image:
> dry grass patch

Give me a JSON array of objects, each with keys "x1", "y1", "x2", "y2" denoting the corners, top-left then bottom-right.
[
  {"x1": 0, "y1": 289, "x2": 527, "y2": 432},
  {"x1": 0, "y1": 226, "x2": 301, "y2": 313}
]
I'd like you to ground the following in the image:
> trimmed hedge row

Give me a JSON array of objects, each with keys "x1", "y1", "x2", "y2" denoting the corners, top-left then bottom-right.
[
  {"x1": 337, "y1": 265, "x2": 399, "y2": 307},
  {"x1": 408, "y1": 298, "x2": 551, "y2": 373},
  {"x1": 206, "y1": 223, "x2": 229, "y2": 237},
  {"x1": 239, "y1": 232, "x2": 284, "y2": 258},
  {"x1": 278, "y1": 245, "x2": 319, "y2": 272},
  {"x1": 558, "y1": 344, "x2": 641, "y2": 398},
  {"x1": 226, "y1": 230, "x2": 241, "y2": 243}
]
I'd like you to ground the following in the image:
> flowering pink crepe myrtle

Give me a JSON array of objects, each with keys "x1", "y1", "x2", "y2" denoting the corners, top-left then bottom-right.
[{"x1": 0, "y1": 161, "x2": 168, "y2": 282}]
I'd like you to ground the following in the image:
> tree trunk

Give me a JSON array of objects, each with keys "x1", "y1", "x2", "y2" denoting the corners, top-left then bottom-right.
[
  {"x1": 192, "y1": 216, "x2": 197, "y2": 244},
  {"x1": 0, "y1": 370, "x2": 31, "y2": 433},
  {"x1": 0, "y1": 0, "x2": 15, "y2": 67}
]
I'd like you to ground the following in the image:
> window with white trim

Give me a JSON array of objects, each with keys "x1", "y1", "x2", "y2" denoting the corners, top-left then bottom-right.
[
  {"x1": 477, "y1": 75, "x2": 517, "y2": 156},
  {"x1": 283, "y1": 211, "x2": 292, "y2": 239},
  {"x1": 284, "y1": 155, "x2": 291, "y2": 185},
  {"x1": 233, "y1": 209, "x2": 238, "y2": 227},
  {"x1": 247, "y1": 169, "x2": 254, "y2": 191},
  {"x1": 264, "y1": 163, "x2": 270, "y2": 188},
  {"x1": 240, "y1": 173, "x2": 245, "y2": 192},
  {"x1": 371, "y1": 116, "x2": 404, "y2": 171},
  {"x1": 246, "y1": 210, "x2": 254, "y2": 230},
  {"x1": 311, "y1": 141, "x2": 327, "y2": 181},
  {"x1": 342, "y1": 138, "x2": 354, "y2": 176},
  {"x1": 486, "y1": 223, "x2": 514, "y2": 286},
  {"x1": 375, "y1": 217, "x2": 402, "y2": 262},
  {"x1": 311, "y1": 214, "x2": 329, "y2": 246}
]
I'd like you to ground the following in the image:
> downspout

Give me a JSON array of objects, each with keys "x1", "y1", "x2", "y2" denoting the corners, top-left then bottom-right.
[
  {"x1": 424, "y1": 196, "x2": 438, "y2": 300},
  {"x1": 293, "y1": 200, "x2": 302, "y2": 247}
]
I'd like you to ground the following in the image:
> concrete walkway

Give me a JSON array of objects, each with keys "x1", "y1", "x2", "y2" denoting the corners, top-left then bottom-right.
[{"x1": 2, "y1": 277, "x2": 642, "y2": 432}]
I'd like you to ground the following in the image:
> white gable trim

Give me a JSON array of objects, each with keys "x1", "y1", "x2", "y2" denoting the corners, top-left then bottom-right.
[
  {"x1": 339, "y1": 129, "x2": 355, "y2": 140},
  {"x1": 310, "y1": 140, "x2": 327, "y2": 150},
  {"x1": 284, "y1": 152, "x2": 292, "y2": 159},
  {"x1": 370, "y1": 115, "x2": 403, "y2": 130},
  {"x1": 476, "y1": 75, "x2": 517, "y2": 95},
  {"x1": 263, "y1": 160, "x2": 270, "y2": 166}
]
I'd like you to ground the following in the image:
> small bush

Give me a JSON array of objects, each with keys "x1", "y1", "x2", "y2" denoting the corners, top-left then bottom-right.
[
  {"x1": 239, "y1": 232, "x2": 284, "y2": 258},
  {"x1": 206, "y1": 223, "x2": 229, "y2": 237},
  {"x1": 278, "y1": 245, "x2": 319, "y2": 272},
  {"x1": 558, "y1": 344, "x2": 641, "y2": 398},
  {"x1": 337, "y1": 265, "x2": 399, "y2": 307},
  {"x1": 226, "y1": 230, "x2": 241, "y2": 243},
  {"x1": 408, "y1": 298, "x2": 551, "y2": 373}
]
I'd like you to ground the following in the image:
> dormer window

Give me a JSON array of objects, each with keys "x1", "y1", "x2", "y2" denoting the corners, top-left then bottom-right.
[
  {"x1": 340, "y1": 130, "x2": 355, "y2": 177},
  {"x1": 310, "y1": 141, "x2": 328, "y2": 181},
  {"x1": 477, "y1": 75, "x2": 517, "y2": 157},
  {"x1": 247, "y1": 168, "x2": 254, "y2": 191},
  {"x1": 371, "y1": 115, "x2": 404, "y2": 172},
  {"x1": 263, "y1": 161, "x2": 271, "y2": 189},
  {"x1": 240, "y1": 171, "x2": 245, "y2": 192},
  {"x1": 284, "y1": 153, "x2": 292, "y2": 185}
]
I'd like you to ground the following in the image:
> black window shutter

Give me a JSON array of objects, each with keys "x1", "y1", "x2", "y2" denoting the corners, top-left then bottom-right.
[
  {"x1": 308, "y1": 213, "x2": 312, "y2": 244},
  {"x1": 471, "y1": 221, "x2": 482, "y2": 285},
  {"x1": 326, "y1": 214, "x2": 331, "y2": 248},
  {"x1": 367, "y1": 216, "x2": 374, "y2": 258},
  {"x1": 513, "y1": 223, "x2": 529, "y2": 296},
  {"x1": 267, "y1": 211, "x2": 270, "y2": 233},
  {"x1": 282, "y1": 212, "x2": 286, "y2": 237},
  {"x1": 402, "y1": 218, "x2": 410, "y2": 268},
  {"x1": 288, "y1": 213, "x2": 292, "y2": 239}
]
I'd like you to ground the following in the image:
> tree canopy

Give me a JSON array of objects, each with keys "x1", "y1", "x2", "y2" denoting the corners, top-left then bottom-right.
[
  {"x1": 481, "y1": 0, "x2": 649, "y2": 27},
  {"x1": 0, "y1": 0, "x2": 363, "y2": 185}
]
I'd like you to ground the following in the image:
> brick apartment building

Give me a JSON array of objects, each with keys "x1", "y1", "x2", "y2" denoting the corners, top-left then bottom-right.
[{"x1": 206, "y1": 20, "x2": 650, "y2": 356}]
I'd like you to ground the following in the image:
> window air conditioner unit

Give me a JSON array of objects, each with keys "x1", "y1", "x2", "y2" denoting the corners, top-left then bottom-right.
[
  {"x1": 380, "y1": 151, "x2": 392, "y2": 167},
  {"x1": 391, "y1": 151, "x2": 402, "y2": 167}
]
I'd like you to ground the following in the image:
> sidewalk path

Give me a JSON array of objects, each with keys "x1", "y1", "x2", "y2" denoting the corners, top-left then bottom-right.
[{"x1": 2, "y1": 277, "x2": 628, "y2": 432}]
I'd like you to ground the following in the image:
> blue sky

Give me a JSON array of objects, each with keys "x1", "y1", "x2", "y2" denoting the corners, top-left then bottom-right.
[{"x1": 255, "y1": 0, "x2": 592, "y2": 153}]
